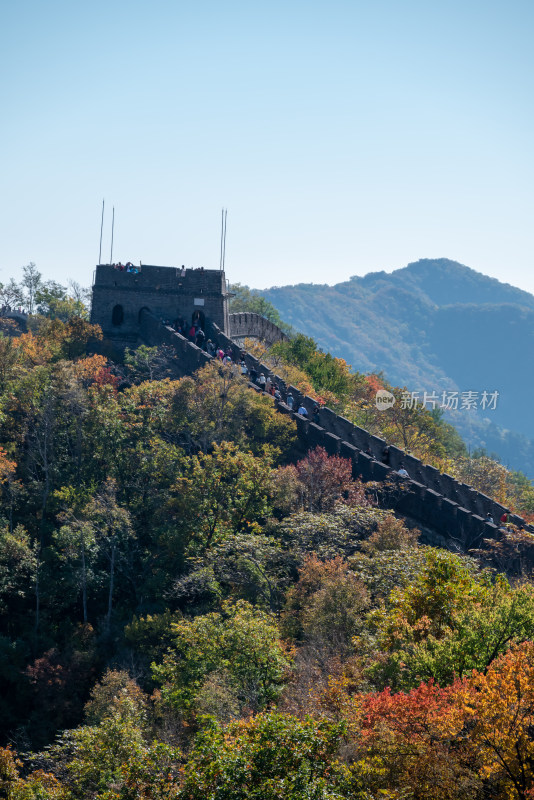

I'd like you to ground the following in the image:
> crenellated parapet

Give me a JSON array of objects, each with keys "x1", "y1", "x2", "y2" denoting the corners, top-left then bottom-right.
[
  {"x1": 124, "y1": 309, "x2": 532, "y2": 561},
  {"x1": 228, "y1": 312, "x2": 289, "y2": 345}
]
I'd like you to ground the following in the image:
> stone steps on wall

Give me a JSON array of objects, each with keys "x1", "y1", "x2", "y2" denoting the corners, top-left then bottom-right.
[{"x1": 138, "y1": 311, "x2": 532, "y2": 556}]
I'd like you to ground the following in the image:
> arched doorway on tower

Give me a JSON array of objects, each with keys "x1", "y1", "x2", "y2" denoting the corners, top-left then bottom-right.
[
  {"x1": 192, "y1": 309, "x2": 205, "y2": 330},
  {"x1": 111, "y1": 304, "x2": 124, "y2": 326}
]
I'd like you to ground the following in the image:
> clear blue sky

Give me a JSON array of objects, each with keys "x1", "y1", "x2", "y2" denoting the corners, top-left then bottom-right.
[{"x1": 2, "y1": 0, "x2": 533, "y2": 293}]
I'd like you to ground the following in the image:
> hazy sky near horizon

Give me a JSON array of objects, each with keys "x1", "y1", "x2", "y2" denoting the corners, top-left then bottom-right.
[{"x1": 2, "y1": 0, "x2": 533, "y2": 294}]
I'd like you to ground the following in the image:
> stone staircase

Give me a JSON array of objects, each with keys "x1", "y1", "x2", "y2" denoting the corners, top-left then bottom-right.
[{"x1": 138, "y1": 309, "x2": 533, "y2": 560}]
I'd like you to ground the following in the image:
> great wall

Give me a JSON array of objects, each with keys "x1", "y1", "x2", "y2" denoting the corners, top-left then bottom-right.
[{"x1": 90, "y1": 262, "x2": 534, "y2": 565}]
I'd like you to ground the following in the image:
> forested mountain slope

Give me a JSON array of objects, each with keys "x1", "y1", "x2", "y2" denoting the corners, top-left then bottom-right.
[
  {"x1": 260, "y1": 259, "x2": 534, "y2": 475},
  {"x1": 1, "y1": 289, "x2": 534, "y2": 798}
]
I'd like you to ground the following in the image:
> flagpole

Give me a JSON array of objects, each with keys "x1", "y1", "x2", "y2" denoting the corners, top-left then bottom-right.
[{"x1": 98, "y1": 199, "x2": 105, "y2": 264}]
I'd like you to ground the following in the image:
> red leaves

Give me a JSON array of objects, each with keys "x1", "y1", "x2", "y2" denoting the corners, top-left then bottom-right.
[
  {"x1": 295, "y1": 446, "x2": 368, "y2": 512},
  {"x1": 359, "y1": 679, "x2": 464, "y2": 741}
]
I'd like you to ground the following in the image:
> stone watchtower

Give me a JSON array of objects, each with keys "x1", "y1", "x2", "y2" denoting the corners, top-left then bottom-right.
[{"x1": 90, "y1": 264, "x2": 230, "y2": 347}]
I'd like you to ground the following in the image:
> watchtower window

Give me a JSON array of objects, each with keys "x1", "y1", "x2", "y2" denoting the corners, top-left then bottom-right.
[{"x1": 112, "y1": 304, "x2": 124, "y2": 326}]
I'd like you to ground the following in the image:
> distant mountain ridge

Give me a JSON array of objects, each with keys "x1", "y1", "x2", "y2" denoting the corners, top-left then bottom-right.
[
  {"x1": 259, "y1": 259, "x2": 534, "y2": 477},
  {"x1": 359, "y1": 260, "x2": 534, "y2": 309}
]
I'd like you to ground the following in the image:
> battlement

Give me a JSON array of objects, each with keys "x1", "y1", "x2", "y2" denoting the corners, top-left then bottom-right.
[
  {"x1": 91, "y1": 263, "x2": 229, "y2": 342},
  {"x1": 115, "y1": 306, "x2": 534, "y2": 571}
]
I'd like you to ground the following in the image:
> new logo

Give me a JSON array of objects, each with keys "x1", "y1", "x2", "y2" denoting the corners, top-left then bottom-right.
[{"x1": 375, "y1": 390, "x2": 395, "y2": 410}]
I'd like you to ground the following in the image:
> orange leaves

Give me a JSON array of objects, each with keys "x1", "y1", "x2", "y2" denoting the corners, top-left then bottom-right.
[
  {"x1": 72, "y1": 354, "x2": 108, "y2": 383},
  {"x1": 72, "y1": 354, "x2": 120, "y2": 392},
  {"x1": 282, "y1": 554, "x2": 369, "y2": 658},
  {"x1": 13, "y1": 318, "x2": 102, "y2": 368},
  {"x1": 337, "y1": 680, "x2": 478, "y2": 800},
  {"x1": 0, "y1": 745, "x2": 66, "y2": 799},
  {"x1": 453, "y1": 642, "x2": 534, "y2": 798},
  {"x1": 0, "y1": 746, "x2": 22, "y2": 794},
  {"x1": 317, "y1": 645, "x2": 534, "y2": 799},
  {"x1": 326, "y1": 679, "x2": 473, "y2": 800},
  {"x1": 364, "y1": 374, "x2": 384, "y2": 397},
  {"x1": 0, "y1": 447, "x2": 16, "y2": 483}
]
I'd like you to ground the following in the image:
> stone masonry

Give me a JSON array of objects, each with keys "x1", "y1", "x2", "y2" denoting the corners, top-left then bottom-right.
[
  {"x1": 90, "y1": 267, "x2": 534, "y2": 566},
  {"x1": 90, "y1": 264, "x2": 230, "y2": 348},
  {"x1": 228, "y1": 313, "x2": 289, "y2": 345}
]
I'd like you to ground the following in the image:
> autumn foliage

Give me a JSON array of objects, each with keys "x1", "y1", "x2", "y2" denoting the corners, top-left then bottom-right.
[{"x1": 1, "y1": 282, "x2": 534, "y2": 799}]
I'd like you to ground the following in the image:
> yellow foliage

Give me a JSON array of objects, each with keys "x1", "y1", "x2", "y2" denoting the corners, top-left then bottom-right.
[
  {"x1": 72, "y1": 354, "x2": 109, "y2": 383},
  {"x1": 13, "y1": 332, "x2": 55, "y2": 366},
  {"x1": 455, "y1": 642, "x2": 534, "y2": 798}
]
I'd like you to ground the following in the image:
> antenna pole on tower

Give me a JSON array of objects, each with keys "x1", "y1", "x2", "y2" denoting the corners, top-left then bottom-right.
[
  {"x1": 98, "y1": 199, "x2": 105, "y2": 265},
  {"x1": 219, "y1": 208, "x2": 224, "y2": 270},
  {"x1": 222, "y1": 208, "x2": 227, "y2": 272},
  {"x1": 110, "y1": 207, "x2": 115, "y2": 264}
]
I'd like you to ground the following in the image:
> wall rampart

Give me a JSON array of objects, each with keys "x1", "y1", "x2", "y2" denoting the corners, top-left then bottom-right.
[
  {"x1": 131, "y1": 317, "x2": 532, "y2": 558},
  {"x1": 139, "y1": 309, "x2": 211, "y2": 375},
  {"x1": 228, "y1": 313, "x2": 288, "y2": 345}
]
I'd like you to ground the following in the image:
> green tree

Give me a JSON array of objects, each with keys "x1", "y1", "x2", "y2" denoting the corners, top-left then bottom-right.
[
  {"x1": 388, "y1": 580, "x2": 534, "y2": 688},
  {"x1": 124, "y1": 344, "x2": 175, "y2": 382},
  {"x1": 364, "y1": 549, "x2": 534, "y2": 690},
  {"x1": 172, "y1": 532, "x2": 294, "y2": 612},
  {"x1": 372, "y1": 548, "x2": 486, "y2": 642},
  {"x1": 53, "y1": 515, "x2": 98, "y2": 626},
  {"x1": 179, "y1": 712, "x2": 347, "y2": 800},
  {"x1": 21, "y1": 263, "x2": 42, "y2": 315},
  {"x1": 152, "y1": 600, "x2": 291, "y2": 719},
  {"x1": 35, "y1": 281, "x2": 89, "y2": 321},
  {"x1": 0, "y1": 335, "x2": 22, "y2": 392},
  {"x1": 275, "y1": 504, "x2": 387, "y2": 562},
  {"x1": 83, "y1": 668, "x2": 149, "y2": 725},
  {"x1": 170, "y1": 362, "x2": 297, "y2": 458},
  {"x1": 0, "y1": 279, "x2": 24, "y2": 309},
  {"x1": 169, "y1": 442, "x2": 275, "y2": 554},
  {"x1": 453, "y1": 454, "x2": 510, "y2": 506},
  {"x1": 0, "y1": 525, "x2": 37, "y2": 624},
  {"x1": 33, "y1": 693, "x2": 180, "y2": 799},
  {"x1": 282, "y1": 555, "x2": 370, "y2": 658},
  {"x1": 83, "y1": 479, "x2": 133, "y2": 633},
  {"x1": 271, "y1": 333, "x2": 360, "y2": 405},
  {"x1": 228, "y1": 284, "x2": 291, "y2": 334}
]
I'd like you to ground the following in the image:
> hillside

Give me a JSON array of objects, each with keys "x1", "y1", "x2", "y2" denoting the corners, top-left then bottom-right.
[
  {"x1": 1, "y1": 312, "x2": 534, "y2": 799},
  {"x1": 2, "y1": 279, "x2": 534, "y2": 797},
  {"x1": 260, "y1": 259, "x2": 534, "y2": 475}
]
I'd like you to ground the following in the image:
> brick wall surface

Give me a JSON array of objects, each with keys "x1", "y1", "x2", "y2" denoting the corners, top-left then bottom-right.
[
  {"x1": 228, "y1": 313, "x2": 288, "y2": 345},
  {"x1": 91, "y1": 264, "x2": 229, "y2": 339}
]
